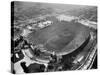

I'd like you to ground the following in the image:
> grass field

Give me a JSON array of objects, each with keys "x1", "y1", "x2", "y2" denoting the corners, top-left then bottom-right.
[{"x1": 27, "y1": 18, "x2": 90, "y2": 54}]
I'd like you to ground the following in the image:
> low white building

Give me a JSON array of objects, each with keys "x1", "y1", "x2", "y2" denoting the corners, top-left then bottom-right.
[
  {"x1": 38, "y1": 23, "x2": 45, "y2": 28},
  {"x1": 56, "y1": 14, "x2": 78, "y2": 22},
  {"x1": 43, "y1": 21, "x2": 53, "y2": 26},
  {"x1": 38, "y1": 20, "x2": 53, "y2": 28},
  {"x1": 78, "y1": 19, "x2": 97, "y2": 29}
]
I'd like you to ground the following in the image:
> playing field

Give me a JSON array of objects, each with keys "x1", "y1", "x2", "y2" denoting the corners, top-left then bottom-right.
[{"x1": 27, "y1": 19, "x2": 90, "y2": 54}]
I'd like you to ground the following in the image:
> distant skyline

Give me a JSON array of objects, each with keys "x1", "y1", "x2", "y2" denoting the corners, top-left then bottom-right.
[{"x1": 14, "y1": 1, "x2": 96, "y2": 11}]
